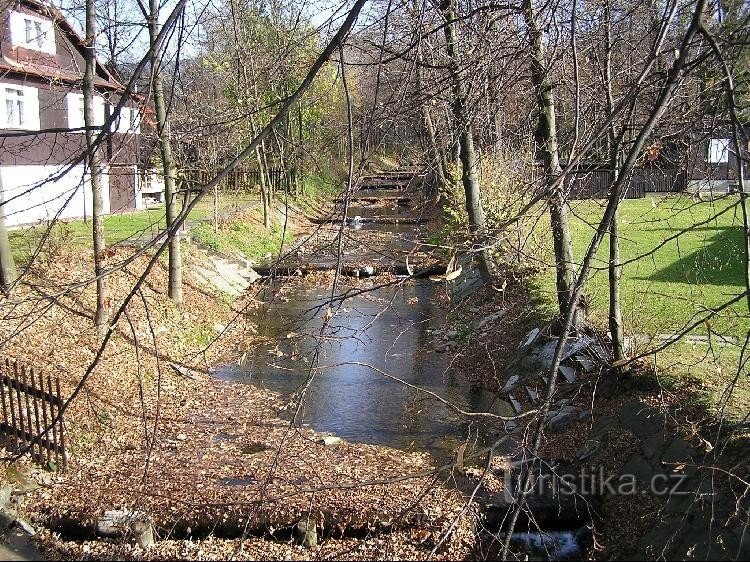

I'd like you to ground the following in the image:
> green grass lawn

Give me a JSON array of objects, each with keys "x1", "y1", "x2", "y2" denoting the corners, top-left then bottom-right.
[
  {"x1": 7, "y1": 192, "x2": 260, "y2": 260},
  {"x1": 530, "y1": 194, "x2": 749, "y2": 336},
  {"x1": 190, "y1": 206, "x2": 293, "y2": 262},
  {"x1": 526, "y1": 194, "x2": 749, "y2": 421}
]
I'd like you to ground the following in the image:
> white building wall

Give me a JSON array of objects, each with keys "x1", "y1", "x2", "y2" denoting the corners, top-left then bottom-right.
[{"x1": 0, "y1": 164, "x2": 110, "y2": 227}]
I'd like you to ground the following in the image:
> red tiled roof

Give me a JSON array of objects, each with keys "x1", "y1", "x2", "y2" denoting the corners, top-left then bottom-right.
[{"x1": 0, "y1": 55, "x2": 122, "y2": 90}]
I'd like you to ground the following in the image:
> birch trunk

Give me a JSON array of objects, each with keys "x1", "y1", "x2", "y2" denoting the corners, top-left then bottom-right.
[
  {"x1": 441, "y1": 0, "x2": 492, "y2": 282},
  {"x1": 523, "y1": 0, "x2": 577, "y2": 322},
  {"x1": 0, "y1": 178, "x2": 17, "y2": 297}
]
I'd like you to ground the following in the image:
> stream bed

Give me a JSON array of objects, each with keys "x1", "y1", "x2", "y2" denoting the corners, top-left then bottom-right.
[{"x1": 216, "y1": 175, "x2": 587, "y2": 559}]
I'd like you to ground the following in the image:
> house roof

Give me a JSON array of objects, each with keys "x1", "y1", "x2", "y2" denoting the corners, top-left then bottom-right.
[{"x1": 0, "y1": 0, "x2": 126, "y2": 92}]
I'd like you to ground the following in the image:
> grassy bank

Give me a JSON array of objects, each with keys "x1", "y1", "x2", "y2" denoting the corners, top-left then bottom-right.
[
  {"x1": 7, "y1": 192, "x2": 257, "y2": 258},
  {"x1": 7, "y1": 170, "x2": 343, "y2": 265},
  {"x1": 526, "y1": 194, "x2": 749, "y2": 420},
  {"x1": 190, "y1": 207, "x2": 293, "y2": 261},
  {"x1": 530, "y1": 194, "x2": 748, "y2": 335}
]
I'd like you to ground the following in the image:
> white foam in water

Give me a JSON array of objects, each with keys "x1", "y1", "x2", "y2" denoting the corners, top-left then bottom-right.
[{"x1": 511, "y1": 531, "x2": 581, "y2": 560}]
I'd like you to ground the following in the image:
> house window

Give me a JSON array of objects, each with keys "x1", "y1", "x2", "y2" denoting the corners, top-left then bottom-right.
[
  {"x1": 0, "y1": 84, "x2": 40, "y2": 130},
  {"x1": 110, "y1": 105, "x2": 130, "y2": 133},
  {"x1": 130, "y1": 108, "x2": 141, "y2": 134},
  {"x1": 10, "y1": 11, "x2": 56, "y2": 54},
  {"x1": 67, "y1": 92, "x2": 105, "y2": 130},
  {"x1": 109, "y1": 104, "x2": 141, "y2": 134},
  {"x1": 5, "y1": 88, "x2": 24, "y2": 127},
  {"x1": 708, "y1": 138, "x2": 730, "y2": 164},
  {"x1": 24, "y1": 19, "x2": 46, "y2": 49}
]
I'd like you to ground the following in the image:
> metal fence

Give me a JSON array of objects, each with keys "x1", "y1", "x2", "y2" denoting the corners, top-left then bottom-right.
[{"x1": 0, "y1": 358, "x2": 67, "y2": 469}]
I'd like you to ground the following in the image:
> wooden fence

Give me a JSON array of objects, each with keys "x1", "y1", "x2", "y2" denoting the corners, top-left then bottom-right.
[
  {"x1": 0, "y1": 358, "x2": 67, "y2": 469},
  {"x1": 183, "y1": 167, "x2": 293, "y2": 193},
  {"x1": 566, "y1": 167, "x2": 685, "y2": 200}
]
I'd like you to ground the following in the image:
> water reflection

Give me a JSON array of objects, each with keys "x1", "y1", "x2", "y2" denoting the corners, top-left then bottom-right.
[{"x1": 217, "y1": 280, "x2": 512, "y2": 456}]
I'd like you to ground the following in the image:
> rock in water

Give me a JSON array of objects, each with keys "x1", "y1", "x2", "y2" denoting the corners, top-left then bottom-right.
[
  {"x1": 548, "y1": 411, "x2": 575, "y2": 432},
  {"x1": 559, "y1": 365, "x2": 577, "y2": 383},
  {"x1": 97, "y1": 510, "x2": 150, "y2": 539},
  {"x1": 0, "y1": 485, "x2": 12, "y2": 510}
]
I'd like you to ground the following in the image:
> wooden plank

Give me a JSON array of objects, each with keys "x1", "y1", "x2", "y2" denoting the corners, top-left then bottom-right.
[
  {"x1": 30, "y1": 368, "x2": 44, "y2": 464},
  {"x1": 49, "y1": 374, "x2": 59, "y2": 468},
  {"x1": 5, "y1": 359, "x2": 18, "y2": 448},
  {"x1": 0, "y1": 360, "x2": 10, "y2": 448},
  {"x1": 21, "y1": 366, "x2": 35, "y2": 461},
  {"x1": 39, "y1": 371, "x2": 50, "y2": 465},
  {"x1": 13, "y1": 361, "x2": 25, "y2": 448},
  {"x1": 56, "y1": 377, "x2": 67, "y2": 468}
]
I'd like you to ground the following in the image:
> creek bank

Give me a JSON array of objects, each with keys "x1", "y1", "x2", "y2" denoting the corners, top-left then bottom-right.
[
  {"x1": 441, "y1": 277, "x2": 749, "y2": 560},
  {"x1": 1, "y1": 477, "x2": 42, "y2": 561},
  {"x1": 1, "y1": 196, "x2": 481, "y2": 559}
]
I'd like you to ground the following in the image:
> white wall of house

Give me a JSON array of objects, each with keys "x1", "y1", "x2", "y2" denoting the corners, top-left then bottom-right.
[
  {"x1": 9, "y1": 10, "x2": 56, "y2": 54},
  {"x1": 0, "y1": 164, "x2": 110, "y2": 227}
]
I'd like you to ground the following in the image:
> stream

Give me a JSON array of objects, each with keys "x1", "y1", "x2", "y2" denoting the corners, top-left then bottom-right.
[
  {"x1": 217, "y1": 279, "x2": 512, "y2": 460},
  {"x1": 217, "y1": 174, "x2": 513, "y2": 460},
  {"x1": 217, "y1": 172, "x2": 586, "y2": 559}
]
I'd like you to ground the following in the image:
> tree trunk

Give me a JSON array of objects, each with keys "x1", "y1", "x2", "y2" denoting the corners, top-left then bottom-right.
[
  {"x1": 441, "y1": 0, "x2": 492, "y2": 282},
  {"x1": 0, "y1": 178, "x2": 17, "y2": 297},
  {"x1": 256, "y1": 146, "x2": 271, "y2": 229},
  {"x1": 523, "y1": 0, "x2": 577, "y2": 322},
  {"x1": 149, "y1": 0, "x2": 182, "y2": 308},
  {"x1": 604, "y1": 0, "x2": 625, "y2": 361},
  {"x1": 83, "y1": 0, "x2": 109, "y2": 335},
  {"x1": 261, "y1": 140, "x2": 273, "y2": 206},
  {"x1": 297, "y1": 103, "x2": 305, "y2": 195},
  {"x1": 416, "y1": 47, "x2": 447, "y2": 195}
]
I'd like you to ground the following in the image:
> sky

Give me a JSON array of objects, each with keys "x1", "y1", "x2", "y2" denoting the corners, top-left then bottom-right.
[{"x1": 52, "y1": 0, "x2": 358, "y2": 63}]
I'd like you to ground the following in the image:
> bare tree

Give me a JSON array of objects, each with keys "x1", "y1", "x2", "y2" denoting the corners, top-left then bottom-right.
[
  {"x1": 148, "y1": 0, "x2": 183, "y2": 307},
  {"x1": 441, "y1": 0, "x2": 492, "y2": 282},
  {"x1": 603, "y1": 0, "x2": 625, "y2": 361},
  {"x1": 0, "y1": 174, "x2": 16, "y2": 297},
  {"x1": 523, "y1": 0, "x2": 578, "y2": 324},
  {"x1": 83, "y1": 0, "x2": 109, "y2": 334}
]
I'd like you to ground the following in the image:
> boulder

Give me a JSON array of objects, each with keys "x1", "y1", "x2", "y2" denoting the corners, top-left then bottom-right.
[{"x1": 501, "y1": 374, "x2": 520, "y2": 393}]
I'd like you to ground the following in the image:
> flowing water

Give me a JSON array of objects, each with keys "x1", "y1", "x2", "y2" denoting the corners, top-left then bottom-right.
[
  {"x1": 216, "y1": 179, "x2": 586, "y2": 558},
  {"x1": 217, "y1": 186, "x2": 515, "y2": 459},
  {"x1": 216, "y1": 279, "x2": 512, "y2": 460}
]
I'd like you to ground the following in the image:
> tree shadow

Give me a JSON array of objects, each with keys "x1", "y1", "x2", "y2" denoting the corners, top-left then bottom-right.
[{"x1": 640, "y1": 225, "x2": 745, "y2": 287}]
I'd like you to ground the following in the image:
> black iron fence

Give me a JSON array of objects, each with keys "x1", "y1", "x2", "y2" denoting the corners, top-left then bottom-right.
[{"x1": 183, "y1": 167, "x2": 293, "y2": 193}]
